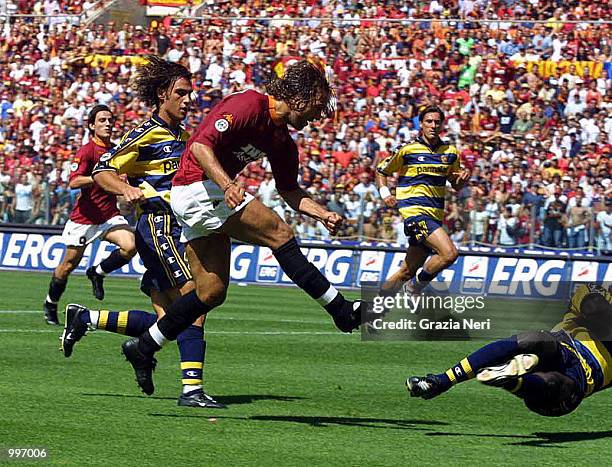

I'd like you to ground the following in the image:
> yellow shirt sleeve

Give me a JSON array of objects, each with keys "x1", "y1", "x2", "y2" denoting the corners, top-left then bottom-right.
[
  {"x1": 92, "y1": 130, "x2": 141, "y2": 175},
  {"x1": 376, "y1": 147, "x2": 403, "y2": 175}
]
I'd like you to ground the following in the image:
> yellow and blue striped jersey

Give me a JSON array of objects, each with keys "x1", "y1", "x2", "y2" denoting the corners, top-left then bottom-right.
[
  {"x1": 376, "y1": 137, "x2": 460, "y2": 221},
  {"x1": 553, "y1": 283, "x2": 612, "y2": 396},
  {"x1": 92, "y1": 114, "x2": 189, "y2": 214}
]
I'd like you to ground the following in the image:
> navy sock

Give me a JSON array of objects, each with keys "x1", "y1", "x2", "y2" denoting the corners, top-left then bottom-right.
[
  {"x1": 273, "y1": 238, "x2": 347, "y2": 315},
  {"x1": 177, "y1": 325, "x2": 205, "y2": 389},
  {"x1": 436, "y1": 336, "x2": 520, "y2": 389},
  {"x1": 417, "y1": 266, "x2": 436, "y2": 283},
  {"x1": 125, "y1": 310, "x2": 158, "y2": 336},
  {"x1": 47, "y1": 276, "x2": 67, "y2": 303},
  {"x1": 99, "y1": 249, "x2": 131, "y2": 274},
  {"x1": 154, "y1": 290, "x2": 213, "y2": 342}
]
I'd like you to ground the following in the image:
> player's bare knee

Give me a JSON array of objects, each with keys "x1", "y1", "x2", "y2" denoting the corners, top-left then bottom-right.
[
  {"x1": 440, "y1": 246, "x2": 458, "y2": 267},
  {"x1": 120, "y1": 243, "x2": 137, "y2": 258},
  {"x1": 196, "y1": 283, "x2": 227, "y2": 308}
]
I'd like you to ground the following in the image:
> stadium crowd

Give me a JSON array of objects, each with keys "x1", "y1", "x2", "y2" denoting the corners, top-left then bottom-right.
[{"x1": 0, "y1": 0, "x2": 610, "y2": 253}]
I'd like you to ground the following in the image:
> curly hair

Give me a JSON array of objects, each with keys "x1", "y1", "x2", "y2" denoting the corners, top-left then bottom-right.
[
  {"x1": 266, "y1": 60, "x2": 334, "y2": 115},
  {"x1": 131, "y1": 55, "x2": 192, "y2": 109}
]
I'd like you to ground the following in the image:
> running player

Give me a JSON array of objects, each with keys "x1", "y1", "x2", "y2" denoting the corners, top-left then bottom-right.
[
  {"x1": 60, "y1": 57, "x2": 224, "y2": 408},
  {"x1": 43, "y1": 105, "x2": 136, "y2": 325},
  {"x1": 376, "y1": 105, "x2": 470, "y2": 296},
  {"x1": 120, "y1": 59, "x2": 368, "y2": 396}
]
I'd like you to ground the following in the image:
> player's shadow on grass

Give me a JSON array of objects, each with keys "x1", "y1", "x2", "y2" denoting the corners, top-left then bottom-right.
[
  {"x1": 152, "y1": 414, "x2": 447, "y2": 430},
  {"x1": 83, "y1": 393, "x2": 304, "y2": 405},
  {"x1": 82, "y1": 393, "x2": 176, "y2": 401},
  {"x1": 236, "y1": 415, "x2": 448, "y2": 430},
  {"x1": 427, "y1": 430, "x2": 612, "y2": 447}
]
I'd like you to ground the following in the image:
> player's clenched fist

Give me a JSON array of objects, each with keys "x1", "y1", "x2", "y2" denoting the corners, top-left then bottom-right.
[
  {"x1": 122, "y1": 186, "x2": 145, "y2": 205},
  {"x1": 224, "y1": 181, "x2": 245, "y2": 209},
  {"x1": 322, "y1": 211, "x2": 343, "y2": 235}
]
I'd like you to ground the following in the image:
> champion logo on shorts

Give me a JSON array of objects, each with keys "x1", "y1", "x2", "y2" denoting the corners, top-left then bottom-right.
[{"x1": 214, "y1": 118, "x2": 230, "y2": 133}]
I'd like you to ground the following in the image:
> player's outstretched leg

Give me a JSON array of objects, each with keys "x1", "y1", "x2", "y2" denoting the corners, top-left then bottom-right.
[
  {"x1": 86, "y1": 248, "x2": 133, "y2": 301},
  {"x1": 176, "y1": 325, "x2": 226, "y2": 409},
  {"x1": 60, "y1": 306, "x2": 157, "y2": 358},
  {"x1": 272, "y1": 237, "x2": 364, "y2": 333},
  {"x1": 221, "y1": 200, "x2": 368, "y2": 333},
  {"x1": 407, "y1": 335, "x2": 525, "y2": 399}
]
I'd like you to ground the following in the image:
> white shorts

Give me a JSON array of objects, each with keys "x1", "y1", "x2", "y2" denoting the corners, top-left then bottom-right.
[
  {"x1": 61, "y1": 215, "x2": 131, "y2": 247},
  {"x1": 171, "y1": 180, "x2": 254, "y2": 242}
]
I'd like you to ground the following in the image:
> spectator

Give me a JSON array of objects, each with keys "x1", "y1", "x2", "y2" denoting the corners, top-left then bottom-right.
[
  {"x1": 13, "y1": 174, "x2": 35, "y2": 224},
  {"x1": 595, "y1": 199, "x2": 612, "y2": 254},
  {"x1": 542, "y1": 198, "x2": 566, "y2": 248},
  {"x1": 495, "y1": 207, "x2": 518, "y2": 247},
  {"x1": 566, "y1": 192, "x2": 591, "y2": 248}
]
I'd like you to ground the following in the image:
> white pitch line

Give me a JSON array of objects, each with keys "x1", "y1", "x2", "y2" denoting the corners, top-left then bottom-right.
[
  {"x1": 0, "y1": 310, "x2": 329, "y2": 325},
  {"x1": 0, "y1": 329, "x2": 343, "y2": 336}
]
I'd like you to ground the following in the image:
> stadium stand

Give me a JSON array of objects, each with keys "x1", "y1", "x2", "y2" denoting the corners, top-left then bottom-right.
[{"x1": 0, "y1": 0, "x2": 610, "y2": 253}]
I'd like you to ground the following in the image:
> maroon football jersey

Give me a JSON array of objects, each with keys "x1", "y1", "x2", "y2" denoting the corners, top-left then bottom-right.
[
  {"x1": 172, "y1": 90, "x2": 299, "y2": 191},
  {"x1": 69, "y1": 138, "x2": 120, "y2": 224}
]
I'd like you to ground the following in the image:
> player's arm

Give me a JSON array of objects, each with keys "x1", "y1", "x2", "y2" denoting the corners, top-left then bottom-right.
[
  {"x1": 271, "y1": 143, "x2": 342, "y2": 235},
  {"x1": 278, "y1": 187, "x2": 342, "y2": 235},
  {"x1": 375, "y1": 149, "x2": 401, "y2": 208},
  {"x1": 91, "y1": 139, "x2": 145, "y2": 205},
  {"x1": 68, "y1": 146, "x2": 95, "y2": 189},
  {"x1": 375, "y1": 170, "x2": 396, "y2": 208},
  {"x1": 448, "y1": 151, "x2": 470, "y2": 190},
  {"x1": 93, "y1": 171, "x2": 143, "y2": 204},
  {"x1": 190, "y1": 142, "x2": 245, "y2": 209},
  {"x1": 69, "y1": 176, "x2": 93, "y2": 189}
]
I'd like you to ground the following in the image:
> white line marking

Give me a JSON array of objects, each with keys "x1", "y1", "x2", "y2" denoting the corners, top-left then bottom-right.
[{"x1": 0, "y1": 310, "x2": 329, "y2": 325}]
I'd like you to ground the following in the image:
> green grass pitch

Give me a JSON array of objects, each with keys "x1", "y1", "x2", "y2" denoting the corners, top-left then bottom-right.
[{"x1": 1, "y1": 270, "x2": 611, "y2": 465}]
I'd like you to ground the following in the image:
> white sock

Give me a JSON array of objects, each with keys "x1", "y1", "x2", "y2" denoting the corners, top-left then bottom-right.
[
  {"x1": 88, "y1": 310, "x2": 99, "y2": 328},
  {"x1": 95, "y1": 264, "x2": 106, "y2": 276},
  {"x1": 316, "y1": 285, "x2": 339, "y2": 306},
  {"x1": 183, "y1": 384, "x2": 202, "y2": 394},
  {"x1": 45, "y1": 295, "x2": 57, "y2": 305},
  {"x1": 149, "y1": 322, "x2": 168, "y2": 347}
]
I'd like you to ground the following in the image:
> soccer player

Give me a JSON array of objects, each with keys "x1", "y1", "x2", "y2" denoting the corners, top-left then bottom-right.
[
  {"x1": 376, "y1": 105, "x2": 470, "y2": 296},
  {"x1": 61, "y1": 57, "x2": 224, "y2": 409},
  {"x1": 120, "y1": 59, "x2": 367, "y2": 396},
  {"x1": 407, "y1": 283, "x2": 612, "y2": 417},
  {"x1": 43, "y1": 105, "x2": 137, "y2": 325}
]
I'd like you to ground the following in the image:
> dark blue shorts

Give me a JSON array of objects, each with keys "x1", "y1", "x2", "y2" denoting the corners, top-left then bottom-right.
[
  {"x1": 404, "y1": 215, "x2": 443, "y2": 249},
  {"x1": 136, "y1": 212, "x2": 192, "y2": 294}
]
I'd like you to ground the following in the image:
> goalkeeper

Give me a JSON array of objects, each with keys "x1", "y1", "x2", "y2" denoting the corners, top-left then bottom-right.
[{"x1": 407, "y1": 283, "x2": 612, "y2": 417}]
